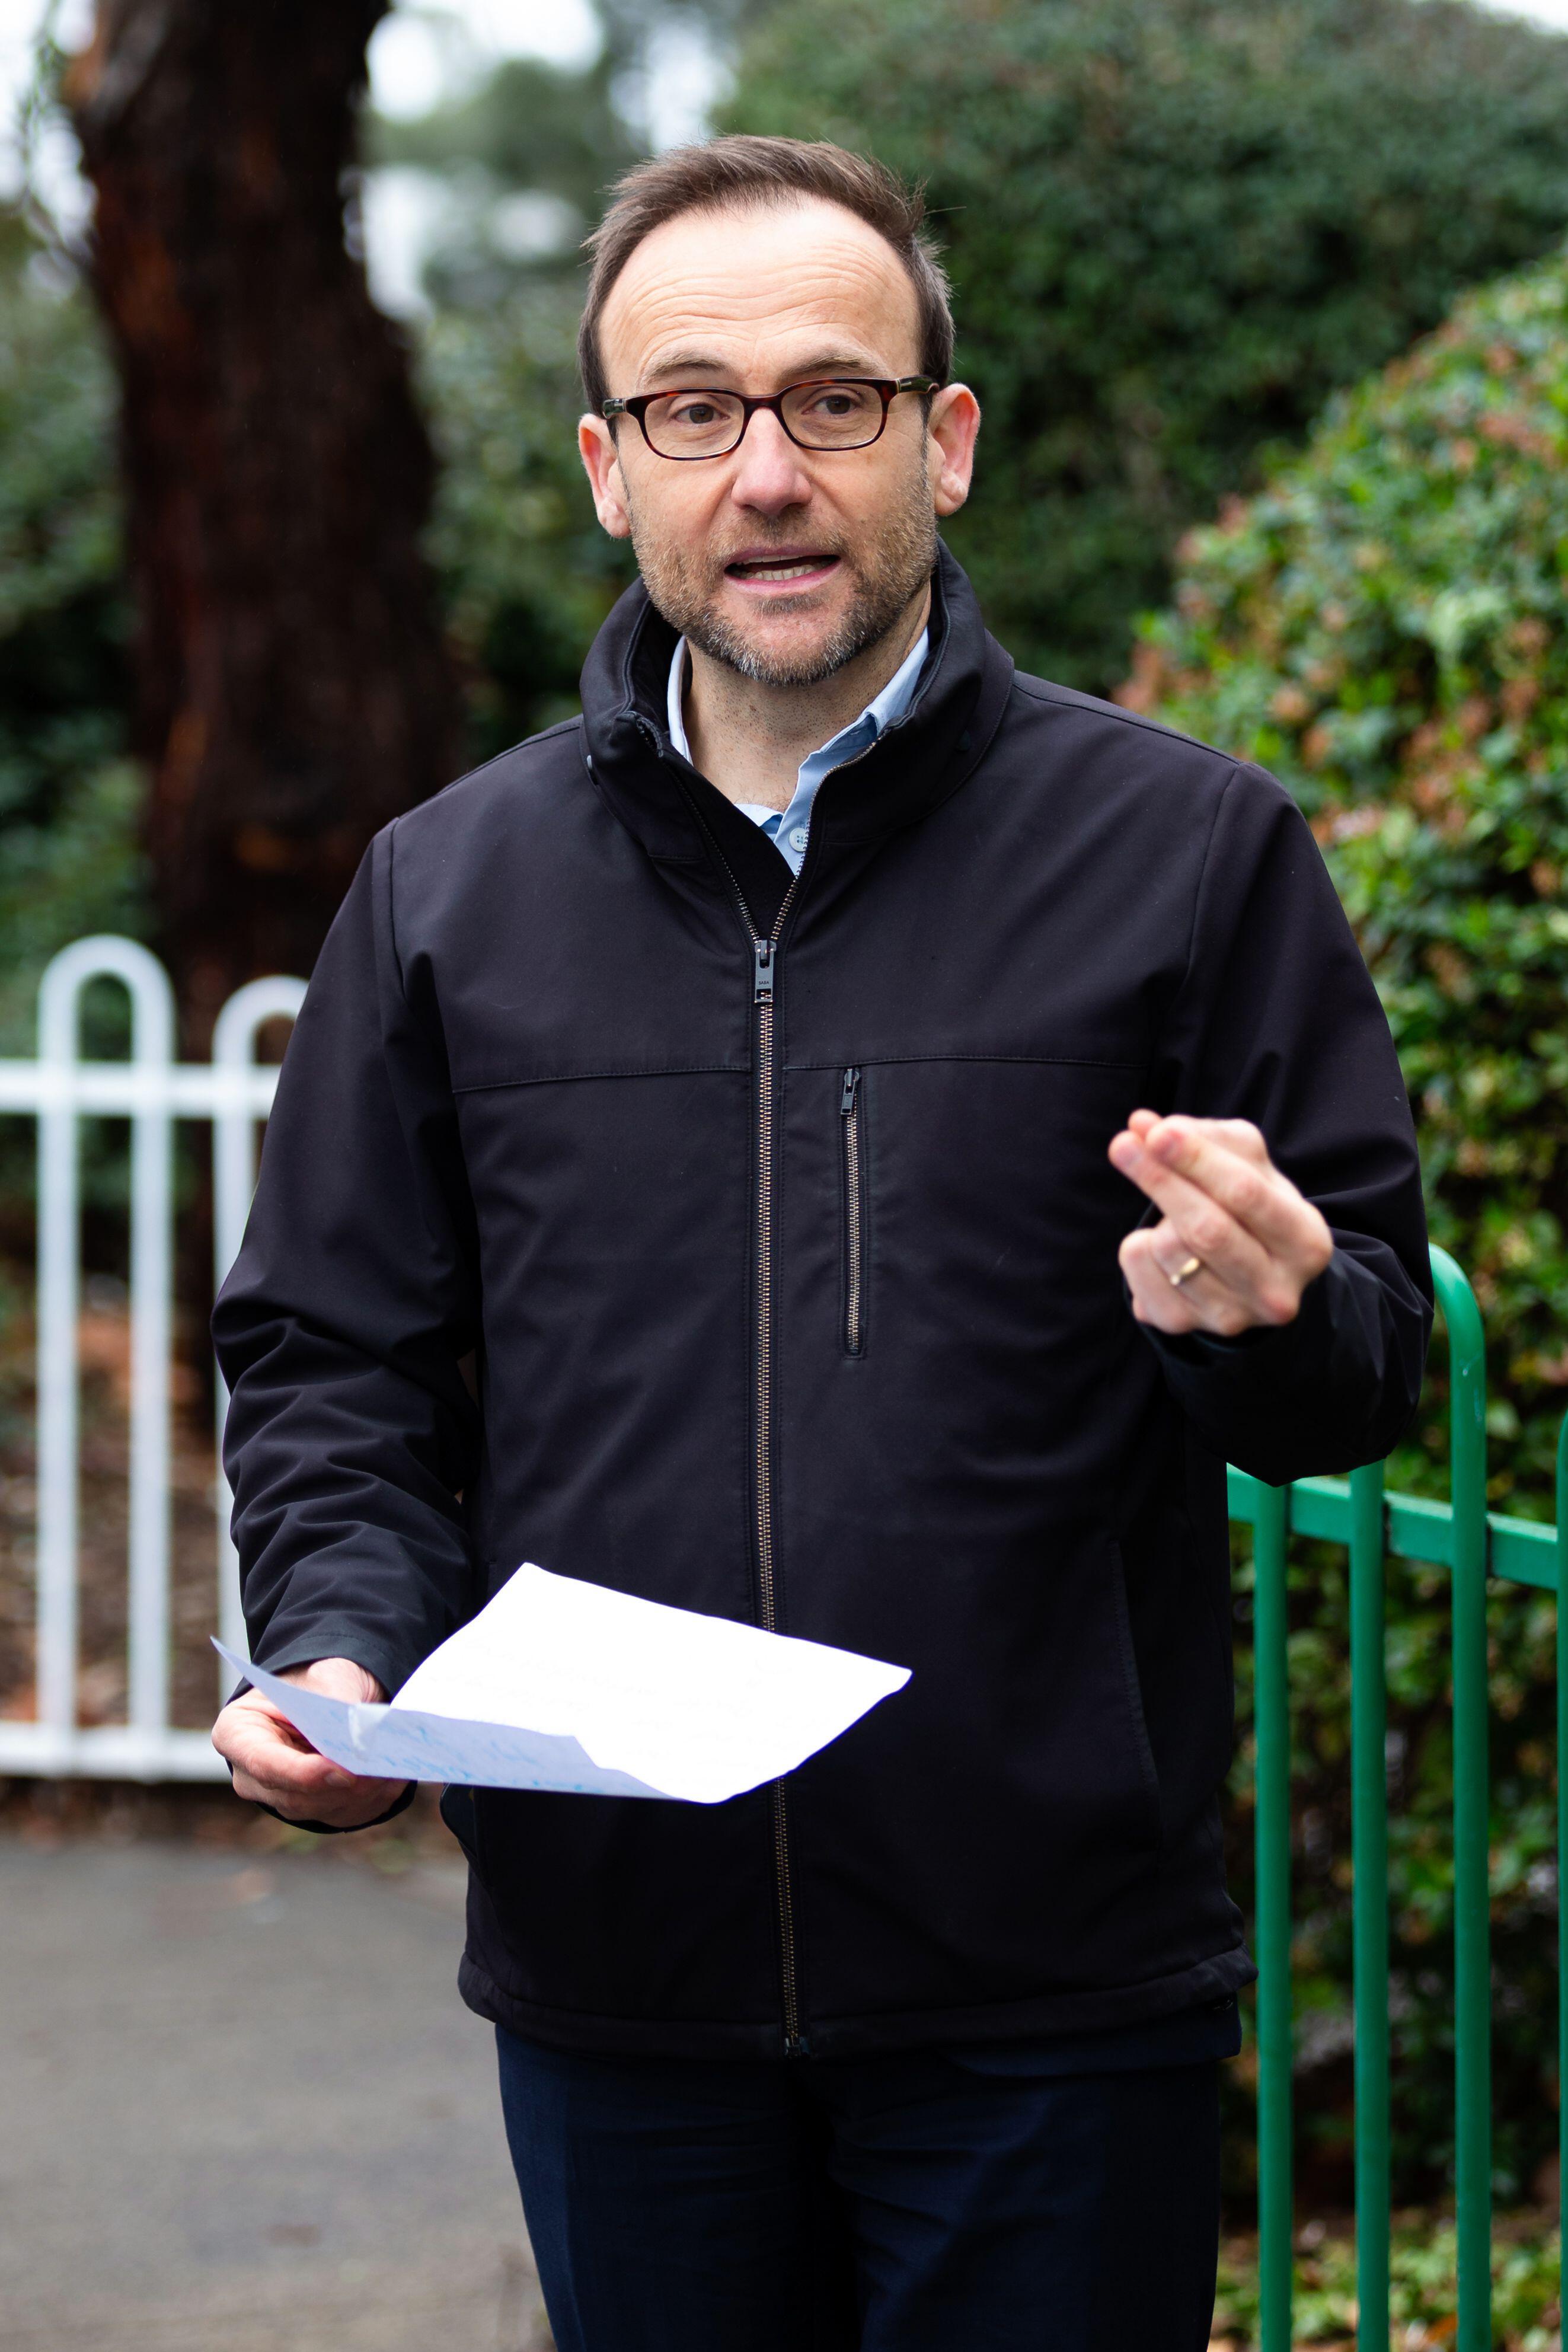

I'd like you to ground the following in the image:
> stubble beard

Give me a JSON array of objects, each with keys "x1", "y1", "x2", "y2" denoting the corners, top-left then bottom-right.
[{"x1": 627, "y1": 464, "x2": 939, "y2": 688}]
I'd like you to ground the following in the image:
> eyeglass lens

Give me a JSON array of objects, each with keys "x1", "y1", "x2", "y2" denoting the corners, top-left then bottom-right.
[{"x1": 643, "y1": 381, "x2": 886, "y2": 458}]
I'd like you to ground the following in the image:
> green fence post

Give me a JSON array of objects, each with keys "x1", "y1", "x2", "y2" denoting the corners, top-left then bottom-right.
[
  {"x1": 1253, "y1": 1477, "x2": 1294, "y2": 2352},
  {"x1": 1350, "y1": 1459, "x2": 1390, "y2": 2349},
  {"x1": 1431, "y1": 1246, "x2": 1490, "y2": 2352},
  {"x1": 1556, "y1": 1415, "x2": 1568, "y2": 2312}
]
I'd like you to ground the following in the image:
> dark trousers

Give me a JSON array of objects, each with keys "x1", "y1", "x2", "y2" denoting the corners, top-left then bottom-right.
[{"x1": 496, "y1": 2026, "x2": 1222, "y2": 2351}]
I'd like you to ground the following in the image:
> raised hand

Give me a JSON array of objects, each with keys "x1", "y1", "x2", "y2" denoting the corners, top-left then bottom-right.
[{"x1": 1108, "y1": 1110, "x2": 1333, "y2": 1339}]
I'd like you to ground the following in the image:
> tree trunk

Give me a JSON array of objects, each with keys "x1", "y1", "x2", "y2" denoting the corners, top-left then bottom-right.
[{"x1": 68, "y1": 0, "x2": 460, "y2": 1048}]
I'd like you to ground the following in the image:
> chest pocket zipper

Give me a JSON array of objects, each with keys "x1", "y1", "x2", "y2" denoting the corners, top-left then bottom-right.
[{"x1": 841, "y1": 1068, "x2": 866, "y2": 1358}]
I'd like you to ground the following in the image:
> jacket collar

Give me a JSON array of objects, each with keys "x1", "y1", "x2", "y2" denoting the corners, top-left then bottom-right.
[{"x1": 579, "y1": 542, "x2": 1014, "y2": 912}]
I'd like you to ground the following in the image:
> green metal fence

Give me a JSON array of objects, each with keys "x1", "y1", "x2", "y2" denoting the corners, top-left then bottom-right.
[{"x1": 1228, "y1": 1242, "x2": 1564, "y2": 2350}]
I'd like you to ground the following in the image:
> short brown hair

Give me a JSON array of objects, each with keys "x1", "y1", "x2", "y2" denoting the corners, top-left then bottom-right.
[{"x1": 578, "y1": 134, "x2": 954, "y2": 414}]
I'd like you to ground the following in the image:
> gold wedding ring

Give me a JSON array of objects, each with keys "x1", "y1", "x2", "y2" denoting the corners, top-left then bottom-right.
[{"x1": 1167, "y1": 1255, "x2": 1204, "y2": 1290}]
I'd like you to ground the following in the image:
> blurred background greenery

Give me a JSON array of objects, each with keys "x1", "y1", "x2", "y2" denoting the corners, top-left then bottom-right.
[{"x1": 8, "y1": 0, "x2": 1568, "y2": 2278}]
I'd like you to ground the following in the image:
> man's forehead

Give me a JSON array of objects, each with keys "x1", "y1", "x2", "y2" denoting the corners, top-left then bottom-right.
[{"x1": 598, "y1": 197, "x2": 921, "y2": 391}]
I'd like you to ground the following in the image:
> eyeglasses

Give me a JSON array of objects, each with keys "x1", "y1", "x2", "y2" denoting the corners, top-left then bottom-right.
[{"x1": 602, "y1": 375, "x2": 939, "y2": 462}]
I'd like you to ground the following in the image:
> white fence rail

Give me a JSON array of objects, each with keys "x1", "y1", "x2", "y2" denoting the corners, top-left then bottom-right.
[{"x1": 0, "y1": 936, "x2": 304, "y2": 1780}]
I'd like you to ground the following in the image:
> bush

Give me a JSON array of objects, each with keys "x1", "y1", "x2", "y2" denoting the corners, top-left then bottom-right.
[
  {"x1": 726, "y1": 0, "x2": 1568, "y2": 694},
  {"x1": 1212, "y1": 2214, "x2": 1561, "y2": 2346},
  {"x1": 1128, "y1": 239, "x2": 1568, "y2": 1513},
  {"x1": 419, "y1": 284, "x2": 636, "y2": 768},
  {"x1": 0, "y1": 212, "x2": 140, "y2": 1048},
  {"x1": 1129, "y1": 240, "x2": 1568, "y2": 2213}
]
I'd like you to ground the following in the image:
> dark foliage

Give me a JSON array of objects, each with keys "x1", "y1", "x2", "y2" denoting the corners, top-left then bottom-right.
[
  {"x1": 0, "y1": 211, "x2": 142, "y2": 1051},
  {"x1": 420, "y1": 283, "x2": 637, "y2": 764},
  {"x1": 726, "y1": 0, "x2": 1568, "y2": 693},
  {"x1": 1135, "y1": 244, "x2": 1568, "y2": 2211}
]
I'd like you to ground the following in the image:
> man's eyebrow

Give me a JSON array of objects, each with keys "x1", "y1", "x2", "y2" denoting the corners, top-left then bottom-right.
[
  {"x1": 637, "y1": 349, "x2": 884, "y2": 389},
  {"x1": 639, "y1": 352, "x2": 730, "y2": 385},
  {"x1": 784, "y1": 352, "x2": 883, "y2": 380}
]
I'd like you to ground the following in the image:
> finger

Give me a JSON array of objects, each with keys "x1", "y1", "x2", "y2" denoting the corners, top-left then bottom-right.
[
  {"x1": 1117, "y1": 1157, "x2": 1278, "y2": 1298},
  {"x1": 213, "y1": 1690, "x2": 340, "y2": 1760},
  {"x1": 230, "y1": 1762, "x2": 333, "y2": 1811},
  {"x1": 1120, "y1": 1111, "x2": 1270, "y2": 1166},
  {"x1": 1120, "y1": 1228, "x2": 1199, "y2": 1332},
  {"x1": 1125, "y1": 1218, "x2": 1238, "y2": 1304},
  {"x1": 1122, "y1": 1117, "x2": 1318, "y2": 1258},
  {"x1": 213, "y1": 1701, "x2": 359, "y2": 1795},
  {"x1": 222, "y1": 1723, "x2": 405, "y2": 1814},
  {"x1": 1165, "y1": 1116, "x2": 1272, "y2": 1166},
  {"x1": 1122, "y1": 1227, "x2": 1261, "y2": 1338},
  {"x1": 228, "y1": 1763, "x2": 405, "y2": 1826},
  {"x1": 226, "y1": 1735, "x2": 359, "y2": 1799},
  {"x1": 1110, "y1": 1129, "x2": 1310, "y2": 1279},
  {"x1": 1119, "y1": 1227, "x2": 1256, "y2": 1338}
]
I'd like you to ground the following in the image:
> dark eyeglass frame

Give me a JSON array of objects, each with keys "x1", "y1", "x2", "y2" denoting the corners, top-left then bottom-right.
[{"x1": 601, "y1": 375, "x2": 940, "y2": 460}]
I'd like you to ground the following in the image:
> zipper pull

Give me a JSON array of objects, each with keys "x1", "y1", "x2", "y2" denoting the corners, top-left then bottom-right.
[
  {"x1": 840, "y1": 1067, "x2": 860, "y2": 1115},
  {"x1": 753, "y1": 939, "x2": 776, "y2": 1003}
]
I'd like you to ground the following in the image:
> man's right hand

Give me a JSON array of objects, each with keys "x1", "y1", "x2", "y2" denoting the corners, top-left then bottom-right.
[{"x1": 212, "y1": 1657, "x2": 411, "y2": 1830}]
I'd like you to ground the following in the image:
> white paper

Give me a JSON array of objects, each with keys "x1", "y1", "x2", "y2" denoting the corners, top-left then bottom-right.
[{"x1": 215, "y1": 1562, "x2": 911, "y2": 1805}]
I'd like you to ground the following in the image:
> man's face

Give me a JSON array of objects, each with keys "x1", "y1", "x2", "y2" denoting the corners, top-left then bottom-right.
[{"x1": 579, "y1": 198, "x2": 979, "y2": 687}]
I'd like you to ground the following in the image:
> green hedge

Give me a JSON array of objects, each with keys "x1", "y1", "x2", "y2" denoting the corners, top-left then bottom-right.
[
  {"x1": 0, "y1": 215, "x2": 139, "y2": 1054},
  {"x1": 1130, "y1": 240, "x2": 1568, "y2": 1512},
  {"x1": 726, "y1": 0, "x2": 1568, "y2": 695},
  {"x1": 419, "y1": 284, "x2": 636, "y2": 768},
  {"x1": 1132, "y1": 244, "x2": 1568, "y2": 2211}
]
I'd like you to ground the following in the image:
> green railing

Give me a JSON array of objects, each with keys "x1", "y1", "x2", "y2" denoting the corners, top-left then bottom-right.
[{"x1": 1228, "y1": 1243, "x2": 1563, "y2": 2350}]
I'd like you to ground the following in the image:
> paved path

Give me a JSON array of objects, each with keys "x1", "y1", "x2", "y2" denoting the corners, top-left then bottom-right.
[{"x1": 0, "y1": 1836, "x2": 552, "y2": 2350}]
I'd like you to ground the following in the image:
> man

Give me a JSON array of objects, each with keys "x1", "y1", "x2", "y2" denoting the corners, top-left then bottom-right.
[{"x1": 212, "y1": 136, "x2": 1430, "y2": 2350}]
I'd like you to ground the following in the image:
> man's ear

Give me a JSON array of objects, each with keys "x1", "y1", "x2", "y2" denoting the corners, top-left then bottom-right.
[
  {"x1": 928, "y1": 384, "x2": 981, "y2": 519},
  {"x1": 579, "y1": 416, "x2": 631, "y2": 540}
]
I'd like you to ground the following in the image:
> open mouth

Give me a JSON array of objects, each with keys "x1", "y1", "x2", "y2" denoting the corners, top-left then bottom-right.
[{"x1": 724, "y1": 551, "x2": 841, "y2": 587}]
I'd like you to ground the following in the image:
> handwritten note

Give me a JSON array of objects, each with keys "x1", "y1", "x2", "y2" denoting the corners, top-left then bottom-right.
[{"x1": 216, "y1": 1562, "x2": 910, "y2": 1805}]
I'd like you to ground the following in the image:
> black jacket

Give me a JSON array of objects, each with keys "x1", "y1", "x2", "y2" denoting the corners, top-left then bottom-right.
[{"x1": 213, "y1": 547, "x2": 1431, "y2": 2060}]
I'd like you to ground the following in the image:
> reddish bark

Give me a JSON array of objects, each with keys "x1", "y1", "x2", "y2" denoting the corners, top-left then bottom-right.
[{"x1": 68, "y1": 0, "x2": 460, "y2": 1045}]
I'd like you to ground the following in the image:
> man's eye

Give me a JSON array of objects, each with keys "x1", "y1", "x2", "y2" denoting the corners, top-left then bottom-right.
[
  {"x1": 670, "y1": 400, "x2": 722, "y2": 427},
  {"x1": 801, "y1": 388, "x2": 872, "y2": 421}
]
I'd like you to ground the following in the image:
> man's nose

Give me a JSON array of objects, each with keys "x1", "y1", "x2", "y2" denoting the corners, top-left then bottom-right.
[{"x1": 727, "y1": 407, "x2": 816, "y2": 515}]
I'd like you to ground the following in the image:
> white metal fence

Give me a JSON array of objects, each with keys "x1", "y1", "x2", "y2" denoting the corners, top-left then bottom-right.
[{"x1": 0, "y1": 935, "x2": 304, "y2": 1780}]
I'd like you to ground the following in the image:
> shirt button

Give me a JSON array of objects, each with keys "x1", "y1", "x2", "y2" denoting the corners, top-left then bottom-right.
[{"x1": 788, "y1": 826, "x2": 809, "y2": 851}]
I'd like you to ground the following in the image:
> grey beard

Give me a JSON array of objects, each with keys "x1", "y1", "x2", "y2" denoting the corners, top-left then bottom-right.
[{"x1": 628, "y1": 479, "x2": 938, "y2": 690}]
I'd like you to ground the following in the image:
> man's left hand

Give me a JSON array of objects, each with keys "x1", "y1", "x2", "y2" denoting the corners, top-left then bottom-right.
[{"x1": 1109, "y1": 1111, "x2": 1333, "y2": 1338}]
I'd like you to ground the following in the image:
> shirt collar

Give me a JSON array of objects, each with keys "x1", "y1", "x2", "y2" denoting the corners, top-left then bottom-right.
[
  {"x1": 577, "y1": 542, "x2": 1017, "y2": 939},
  {"x1": 665, "y1": 625, "x2": 931, "y2": 773}
]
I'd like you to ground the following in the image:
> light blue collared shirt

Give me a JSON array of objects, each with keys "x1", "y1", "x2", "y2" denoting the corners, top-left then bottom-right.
[{"x1": 666, "y1": 627, "x2": 930, "y2": 876}]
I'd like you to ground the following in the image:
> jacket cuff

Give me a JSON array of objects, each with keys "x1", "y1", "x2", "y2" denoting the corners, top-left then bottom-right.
[
  {"x1": 1142, "y1": 1256, "x2": 1333, "y2": 1375},
  {"x1": 1137, "y1": 1247, "x2": 1415, "y2": 1483},
  {"x1": 248, "y1": 1622, "x2": 418, "y2": 1703}
]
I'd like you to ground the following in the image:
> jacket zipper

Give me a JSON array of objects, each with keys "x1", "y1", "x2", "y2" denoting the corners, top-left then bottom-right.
[
  {"x1": 750, "y1": 899, "x2": 804, "y2": 2054},
  {"x1": 840, "y1": 1067, "x2": 865, "y2": 1357},
  {"x1": 643, "y1": 711, "x2": 859, "y2": 2057}
]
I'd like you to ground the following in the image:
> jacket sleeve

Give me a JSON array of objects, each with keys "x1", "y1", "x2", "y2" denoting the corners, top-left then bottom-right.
[
  {"x1": 212, "y1": 824, "x2": 484, "y2": 1698},
  {"x1": 1140, "y1": 759, "x2": 1432, "y2": 1485}
]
